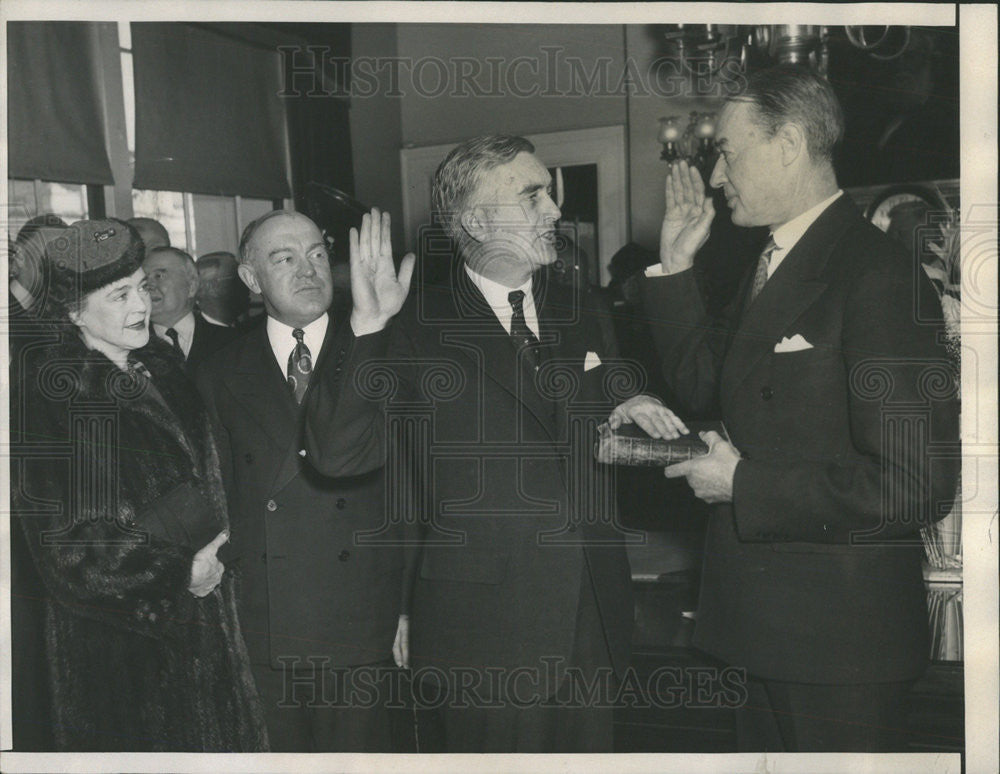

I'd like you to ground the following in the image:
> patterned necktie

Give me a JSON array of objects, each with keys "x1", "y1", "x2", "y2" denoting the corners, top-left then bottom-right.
[
  {"x1": 508, "y1": 289, "x2": 542, "y2": 370},
  {"x1": 164, "y1": 327, "x2": 183, "y2": 357},
  {"x1": 748, "y1": 236, "x2": 778, "y2": 305},
  {"x1": 287, "y1": 328, "x2": 313, "y2": 404}
]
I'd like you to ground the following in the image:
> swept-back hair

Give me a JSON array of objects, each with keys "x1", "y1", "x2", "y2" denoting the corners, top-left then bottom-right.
[
  {"x1": 432, "y1": 135, "x2": 535, "y2": 244},
  {"x1": 727, "y1": 64, "x2": 844, "y2": 162}
]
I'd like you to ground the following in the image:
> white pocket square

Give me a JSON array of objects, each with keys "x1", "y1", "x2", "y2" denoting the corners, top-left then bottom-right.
[
  {"x1": 774, "y1": 334, "x2": 813, "y2": 353},
  {"x1": 584, "y1": 351, "x2": 603, "y2": 371}
]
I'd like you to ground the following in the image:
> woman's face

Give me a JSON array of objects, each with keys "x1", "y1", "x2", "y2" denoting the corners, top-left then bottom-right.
[{"x1": 70, "y1": 268, "x2": 151, "y2": 359}]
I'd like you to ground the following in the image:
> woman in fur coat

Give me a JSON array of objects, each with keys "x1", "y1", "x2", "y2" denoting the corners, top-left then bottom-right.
[{"x1": 14, "y1": 219, "x2": 267, "y2": 751}]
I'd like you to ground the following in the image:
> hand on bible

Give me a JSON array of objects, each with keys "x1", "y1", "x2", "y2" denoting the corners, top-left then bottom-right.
[
  {"x1": 664, "y1": 430, "x2": 739, "y2": 503},
  {"x1": 659, "y1": 160, "x2": 715, "y2": 275},
  {"x1": 608, "y1": 395, "x2": 689, "y2": 440},
  {"x1": 350, "y1": 208, "x2": 416, "y2": 336}
]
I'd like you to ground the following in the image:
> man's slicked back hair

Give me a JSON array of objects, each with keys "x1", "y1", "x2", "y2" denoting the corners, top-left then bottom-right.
[
  {"x1": 432, "y1": 135, "x2": 535, "y2": 244},
  {"x1": 727, "y1": 64, "x2": 845, "y2": 162},
  {"x1": 238, "y1": 209, "x2": 295, "y2": 265}
]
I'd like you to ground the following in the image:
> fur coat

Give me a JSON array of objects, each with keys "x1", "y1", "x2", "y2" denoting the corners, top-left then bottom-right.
[{"x1": 14, "y1": 334, "x2": 268, "y2": 751}]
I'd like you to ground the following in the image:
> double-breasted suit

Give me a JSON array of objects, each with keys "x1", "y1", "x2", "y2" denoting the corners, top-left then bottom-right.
[
  {"x1": 641, "y1": 195, "x2": 959, "y2": 691},
  {"x1": 196, "y1": 308, "x2": 403, "y2": 677}
]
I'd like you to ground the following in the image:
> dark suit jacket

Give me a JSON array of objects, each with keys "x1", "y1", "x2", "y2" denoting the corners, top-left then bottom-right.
[
  {"x1": 308, "y1": 269, "x2": 635, "y2": 685},
  {"x1": 196, "y1": 307, "x2": 403, "y2": 668},
  {"x1": 186, "y1": 312, "x2": 239, "y2": 377},
  {"x1": 641, "y1": 195, "x2": 960, "y2": 684}
]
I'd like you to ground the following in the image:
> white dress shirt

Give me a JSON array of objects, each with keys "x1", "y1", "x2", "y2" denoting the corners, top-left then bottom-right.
[
  {"x1": 766, "y1": 190, "x2": 843, "y2": 278},
  {"x1": 266, "y1": 313, "x2": 329, "y2": 374},
  {"x1": 153, "y1": 310, "x2": 196, "y2": 358},
  {"x1": 464, "y1": 265, "x2": 539, "y2": 337}
]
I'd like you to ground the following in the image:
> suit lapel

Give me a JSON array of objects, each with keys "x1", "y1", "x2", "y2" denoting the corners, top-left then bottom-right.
[
  {"x1": 224, "y1": 324, "x2": 299, "y2": 463},
  {"x1": 270, "y1": 315, "x2": 346, "y2": 492},
  {"x1": 442, "y1": 269, "x2": 558, "y2": 441},
  {"x1": 720, "y1": 197, "x2": 855, "y2": 397},
  {"x1": 186, "y1": 313, "x2": 204, "y2": 367}
]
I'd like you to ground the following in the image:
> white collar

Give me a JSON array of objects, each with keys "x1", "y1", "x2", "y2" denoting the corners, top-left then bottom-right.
[
  {"x1": 464, "y1": 264, "x2": 538, "y2": 337},
  {"x1": 153, "y1": 309, "x2": 195, "y2": 336},
  {"x1": 152, "y1": 310, "x2": 196, "y2": 355},
  {"x1": 266, "y1": 313, "x2": 329, "y2": 373},
  {"x1": 198, "y1": 311, "x2": 232, "y2": 328},
  {"x1": 771, "y1": 190, "x2": 843, "y2": 255}
]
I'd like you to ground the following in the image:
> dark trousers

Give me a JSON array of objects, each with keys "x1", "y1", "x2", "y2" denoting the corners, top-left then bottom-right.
[
  {"x1": 251, "y1": 659, "x2": 397, "y2": 752},
  {"x1": 736, "y1": 674, "x2": 915, "y2": 752},
  {"x1": 439, "y1": 565, "x2": 617, "y2": 753}
]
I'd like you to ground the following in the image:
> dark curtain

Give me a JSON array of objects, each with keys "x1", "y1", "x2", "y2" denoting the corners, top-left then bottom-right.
[
  {"x1": 7, "y1": 22, "x2": 114, "y2": 184},
  {"x1": 285, "y1": 97, "x2": 355, "y2": 213},
  {"x1": 131, "y1": 23, "x2": 290, "y2": 198},
  {"x1": 279, "y1": 24, "x2": 357, "y2": 262}
]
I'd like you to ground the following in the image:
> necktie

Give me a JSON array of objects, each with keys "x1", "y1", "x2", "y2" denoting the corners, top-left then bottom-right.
[
  {"x1": 287, "y1": 328, "x2": 313, "y2": 404},
  {"x1": 748, "y1": 237, "x2": 778, "y2": 306},
  {"x1": 508, "y1": 289, "x2": 542, "y2": 370},
  {"x1": 164, "y1": 327, "x2": 183, "y2": 357}
]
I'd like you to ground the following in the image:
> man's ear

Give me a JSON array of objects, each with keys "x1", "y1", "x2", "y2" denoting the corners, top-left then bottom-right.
[
  {"x1": 777, "y1": 122, "x2": 806, "y2": 166},
  {"x1": 67, "y1": 308, "x2": 82, "y2": 328},
  {"x1": 187, "y1": 267, "x2": 200, "y2": 299},
  {"x1": 237, "y1": 263, "x2": 261, "y2": 295},
  {"x1": 460, "y1": 206, "x2": 490, "y2": 244}
]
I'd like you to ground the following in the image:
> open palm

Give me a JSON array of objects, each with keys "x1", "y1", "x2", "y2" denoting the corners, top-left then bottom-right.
[
  {"x1": 350, "y1": 208, "x2": 415, "y2": 335},
  {"x1": 660, "y1": 161, "x2": 716, "y2": 274}
]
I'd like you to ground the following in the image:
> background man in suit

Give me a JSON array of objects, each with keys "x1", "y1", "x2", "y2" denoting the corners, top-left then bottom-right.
[
  {"x1": 196, "y1": 209, "x2": 413, "y2": 751},
  {"x1": 196, "y1": 250, "x2": 249, "y2": 328},
  {"x1": 143, "y1": 246, "x2": 236, "y2": 375},
  {"x1": 127, "y1": 216, "x2": 170, "y2": 251},
  {"x1": 641, "y1": 65, "x2": 959, "y2": 752},
  {"x1": 307, "y1": 135, "x2": 686, "y2": 753}
]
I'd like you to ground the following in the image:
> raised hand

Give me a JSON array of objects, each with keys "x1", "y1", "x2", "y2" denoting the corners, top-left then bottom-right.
[
  {"x1": 350, "y1": 208, "x2": 416, "y2": 336},
  {"x1": 659, "y1": 160, "x2": 715, "y2": 274}
]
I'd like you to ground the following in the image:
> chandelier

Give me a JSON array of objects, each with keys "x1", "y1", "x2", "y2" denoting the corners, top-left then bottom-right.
[{"x1": 657, "y1": 25, "x2": 916, "y2": 167}]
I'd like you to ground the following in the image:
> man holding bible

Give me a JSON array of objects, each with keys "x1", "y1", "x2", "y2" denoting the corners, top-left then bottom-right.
[
  {"x1": 306, "y1": 135, "x2": 686, "y2": 752},
  {"x1": 641, "y1": 65, "x2": 959, "y2": 751}
]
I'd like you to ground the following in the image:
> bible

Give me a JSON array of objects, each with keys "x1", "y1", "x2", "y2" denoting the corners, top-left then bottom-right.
[{"x1": 594, "y1": 420, "x2": 729, "y2": 466}]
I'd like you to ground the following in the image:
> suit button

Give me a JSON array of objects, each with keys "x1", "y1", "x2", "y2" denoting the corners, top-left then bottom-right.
[
  {"x1": 266, "y1": 499, "x2": 277, "y2": 512},
  {"x1": 338, "y1": 550, "x2": 351, "y2": 562},
  {"x1": 760, "y1": 386, "x2": 773, "y2": 400},
  {"x1": 336, "y1": 498, "x2": 347, "y2": 510},
  {"x1": 244, "y1": 453, "x2": 254, "y2": 463}
]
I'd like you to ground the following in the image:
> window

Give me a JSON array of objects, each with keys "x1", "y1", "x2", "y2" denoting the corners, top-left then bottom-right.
[{"x1": 6, "y1": 178, "x2": 89, "y2": 237}]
